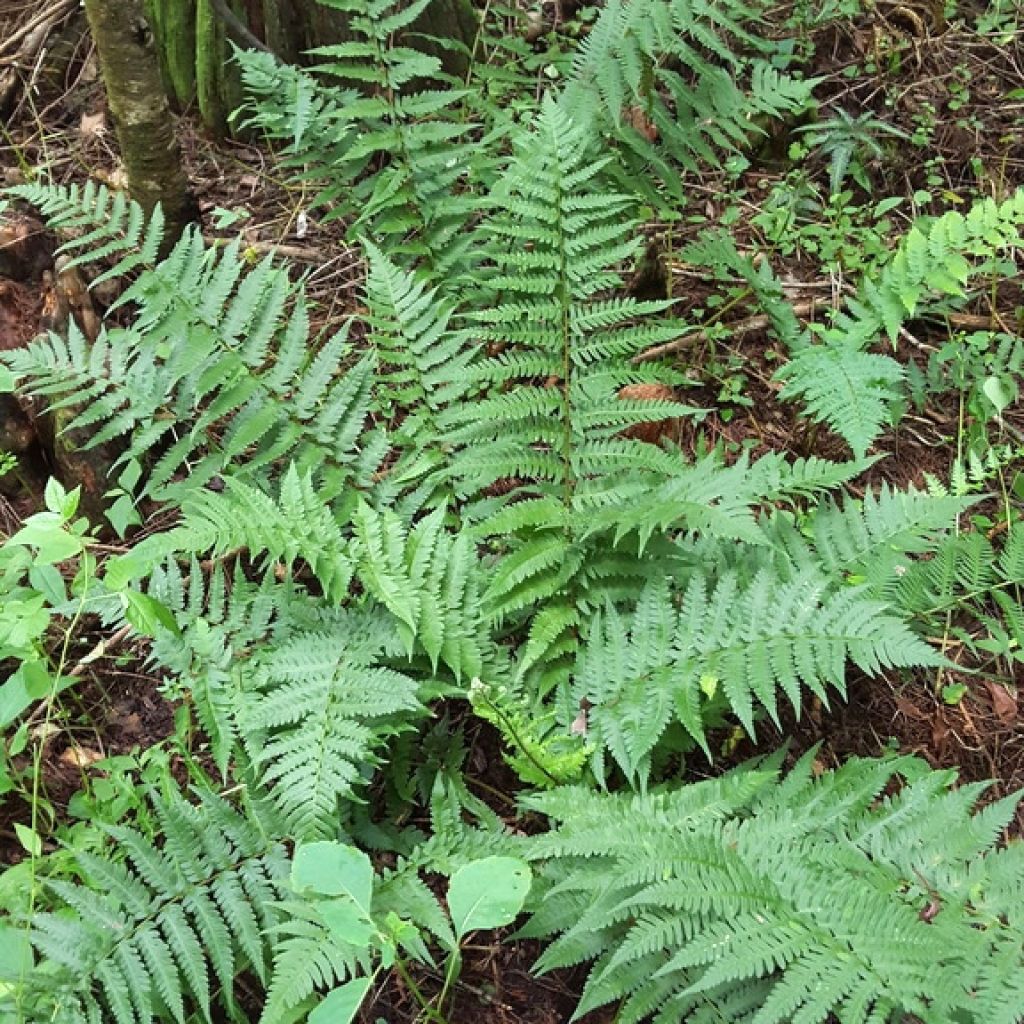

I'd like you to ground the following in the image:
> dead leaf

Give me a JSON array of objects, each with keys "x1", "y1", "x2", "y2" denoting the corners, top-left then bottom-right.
[
  {"x1": 79, "y1": 110, "x2": 107, "y2": 138},
  {"x1": 60, "y1": 745, "x2": 104, "y2": 768},
  {"x1": 985, "y1": 681, "x2": 1017, "y2": 726}
]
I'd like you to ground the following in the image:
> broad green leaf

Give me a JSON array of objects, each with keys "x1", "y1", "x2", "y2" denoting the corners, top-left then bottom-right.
[
  {"x1": 447, "y1": 857, "x2": 531, "y2": 941},
  {"x1": 308, "y1": 977, "x2": 371, "y2": 1024},
  {"x1": 982, "y1": 375, "x2": 1016, "y2": 417},
  {"x1": 13, "y1": 823, "x2": 41, "y2": 858},
  {"x1": 122, "y1": 591, "x2": 180, "y2": 638},
  {"x1": 316, "y1": 898, "x2": 377, "y2": 947},
  {"x1": 292, "y1": 842, "x2": 373, "y2": 912}
]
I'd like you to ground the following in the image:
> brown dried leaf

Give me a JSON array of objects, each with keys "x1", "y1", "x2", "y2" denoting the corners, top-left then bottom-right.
[
  {"x1": 79, "y1": 110, "x2": 107, "y2": 138},
  {"x1": 985, "y1": 681, "x2": 1017, "y2": 726}
]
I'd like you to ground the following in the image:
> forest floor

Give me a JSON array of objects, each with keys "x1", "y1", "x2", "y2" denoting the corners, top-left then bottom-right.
[{"x1": 1, "y1": 1, "x2": 1023, "y2": 1021}]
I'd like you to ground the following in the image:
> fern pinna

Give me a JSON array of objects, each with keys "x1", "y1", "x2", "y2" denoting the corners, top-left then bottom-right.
[{"x1": 522, "y1": 751, "x2": 1024, "y2": 1024}]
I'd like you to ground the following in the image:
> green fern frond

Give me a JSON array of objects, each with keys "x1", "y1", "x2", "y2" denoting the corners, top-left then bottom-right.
[
  {"x1": 806, "y1": 483, "x2": 974, "y2": 582},
  {"x1": 236, "y1": 0, "x2": 484, "y2": 274},
  {"x1": 573, "y1": 570, "x2": 942, "y2": 776},
  {"x1": 351, "y1": 501, "x2": 488, "y2": 679},
  {"x1": 775, "y1": 338, "x2": 905, "y2": 458},
  {"x1": 6, "y1": 180, "x2": 164, "y2": 281},
  {"x1": 242, "y1": 610, "x2": 424, "y2": 839},
  {"x1": 775, "y1": 190, "x2": 1024, "y2": 455},
  {"x1": 145, "y1": 558, "x2": 283, "y2": 778},
  {"x1": 23, "y1": 789, "x2": 288, "y2": 1024},
  {"x1": 469, "y1": 677, "x2": 590, "y2": 788},
  {"x1": 558, "y1": 0, "x2": 814, "y2": 202},
  {"x1": 3, "y1": 227, "x2": 379, "y2": 500},
  {"x1": 442, "y1": 97, "x2": 694, "y2": 499},
  {"x1": 579, "y1": 450, "x2": 868, "y2": 550},
  {"x1": 117, "y1": 466, "x2": 352, "y2": 602},
  {"x1": 523, "y1": 752, "x2": 1024, "y2": 1024}
]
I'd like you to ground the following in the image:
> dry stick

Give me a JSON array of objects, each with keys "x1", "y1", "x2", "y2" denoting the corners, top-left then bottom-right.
[
  {"x1": 0, "y1": 11, "x2": 70, "y2": 114},
  {"x1": 0, "y1": 0, "x2": 77, "y2": 58},
  {"x1": 631, "y1": 299, "x2": 820, "y2": 364},
  {"x1": 23, "y1": 623, "x2": 135, "y2": 733}
]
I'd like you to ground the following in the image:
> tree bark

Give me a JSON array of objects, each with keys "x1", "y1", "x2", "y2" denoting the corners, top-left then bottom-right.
[{"x1": 82, "y1": 0, "x2": 199, "y2": 249}]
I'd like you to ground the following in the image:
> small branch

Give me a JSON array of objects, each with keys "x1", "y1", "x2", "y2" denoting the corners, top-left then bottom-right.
[
  {"x1": 632, "y1": 300, "x2": 819, "y2": 364},
  {"x1": 207, "y1": 0, "x2": 275, "y2": 55},
  {"x1": 0, "y1": 0, "x2": 77, "y2": 58},
  {"x1": 24, "y1": 624, "x2": 137, "y2": 733}
]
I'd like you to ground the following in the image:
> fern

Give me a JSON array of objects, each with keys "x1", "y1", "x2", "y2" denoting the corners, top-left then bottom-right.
[
  {"x1": 2, "y1": 208, "x2": 381, "y2": 500},
  {"x1": 351, "y1": 500, "x2": 489, "y2": 680},
  {"x1": 17, "y1": 788, "x2": 289, "y2": 1024},
  {"x1": 558, "y1": 0, "x2": 814, "y2": 203},
  {"x1": 236, "y1": 0, "x2": 484, "y2": 274},
  {"x1": 113, "y1": 466, "x2": 353, "y2": 602},
  {"x1": 523, "y1": 751, "x2": 1024, "y2": 1024},
  {"x1": 469, "y1": 676, "x2": 590, "y2": 788},
  {"x1": 571, "y1": 571, "x2": 942, "y2": 780},
  {"x1": 833, "y1": 189, "x2": 1024, "y2": 349},
  {"x1": 146, "y1": 558, "x2": 282, "y2": 778},
  {"x1": 6, "y1": 180, "x2": 164, "y2": 281},
  {"x1": 361, "y1": 240, "x2": 477, "y2": 510},
  {"x1": 776, "y1": 339, "x2": 905, "y2": 459},
  {"x1": 241, "y1": 609, "x2": 424, "y2": 839},
  {"x1": 887, "y1": 528, "x2": 1024, "y2": 668},
  {"x1": 440, "y1": 98, "x2": 696, "y2": 652},
  {"x1": 776, "y1": 189, "x2": 1024, "y2": 455}
]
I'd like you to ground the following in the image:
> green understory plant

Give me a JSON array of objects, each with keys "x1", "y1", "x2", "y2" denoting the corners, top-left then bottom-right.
[{"x1": 522, "y1": 750, "x2": 1024, "y2": 1024}]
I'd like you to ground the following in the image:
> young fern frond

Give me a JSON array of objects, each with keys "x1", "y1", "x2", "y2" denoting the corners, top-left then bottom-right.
[
  {"x1": 523, "y1": 752, "x2": 1024, "y2": 1024},
  {"x1": 21, "y1": 789, "x2": 289, "y2": 1024}
]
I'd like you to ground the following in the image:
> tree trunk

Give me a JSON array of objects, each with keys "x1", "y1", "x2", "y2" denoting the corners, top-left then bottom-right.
[{"x1": 82, "y1": 0, "x2": 199, "y2": 249}]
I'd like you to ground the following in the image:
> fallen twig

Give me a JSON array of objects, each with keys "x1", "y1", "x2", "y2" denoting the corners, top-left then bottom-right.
[{"x1": 632, "y1": 299, "x2": 820, "y2": 363}]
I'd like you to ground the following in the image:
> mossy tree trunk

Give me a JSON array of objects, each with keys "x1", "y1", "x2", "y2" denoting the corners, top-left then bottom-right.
[
  {"x1": 144, "y1": 0, "x2": 480, "y2": 130},
  {"x1": 82, "y1": 0, "x2": 198, "y2": 249},
  {"x1": 291, "y1": 0, "x2": 478, "y2": 77}
]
